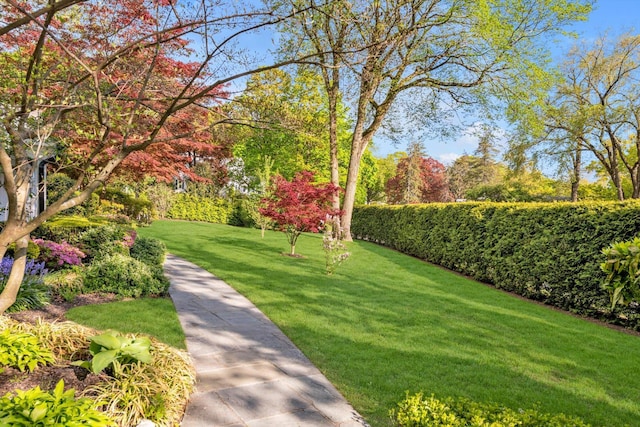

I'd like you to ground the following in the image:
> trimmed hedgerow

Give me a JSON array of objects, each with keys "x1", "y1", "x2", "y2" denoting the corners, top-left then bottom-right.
[
  {"x1": 352, "y1": 201, "x2": 640, "y2": 329},
  {"x1": 166, "y1": 194, "x2": 232, "y2": 224}
]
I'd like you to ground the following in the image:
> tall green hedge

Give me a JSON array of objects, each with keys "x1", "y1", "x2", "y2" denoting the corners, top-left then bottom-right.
[
  {"x1": 165, "y1": 194, "x2": 232, "y2": 224},
  {"x1": 352, "y1": 201, "x2": 640, "y2": 329}
]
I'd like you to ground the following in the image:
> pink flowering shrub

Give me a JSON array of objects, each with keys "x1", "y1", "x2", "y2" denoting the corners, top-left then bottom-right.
[
  {"x1": 123, "y1": 229, "x2": 137, "y2": 248},
  {"x1": 33, "y1": 238, "x2": 86, "y2": 269}
]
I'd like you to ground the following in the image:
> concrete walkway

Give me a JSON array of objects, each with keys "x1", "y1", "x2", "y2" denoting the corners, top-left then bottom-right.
[{"x1": 164, "y1": 254, "x2": 369, "y2": 427}]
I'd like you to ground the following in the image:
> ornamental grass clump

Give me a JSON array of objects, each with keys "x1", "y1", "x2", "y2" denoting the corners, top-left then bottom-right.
[{"x1": 87, "y1": 338, "x2": 195, "y2": 427}]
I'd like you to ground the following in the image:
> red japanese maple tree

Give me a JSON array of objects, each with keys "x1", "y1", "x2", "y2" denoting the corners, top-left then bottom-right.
[
  {"x1": 0, "y1": 0, "x2": 315, "y2": 313},
  {"x1": 260, "y1": 171, "x2": 340, "y2": 256}
]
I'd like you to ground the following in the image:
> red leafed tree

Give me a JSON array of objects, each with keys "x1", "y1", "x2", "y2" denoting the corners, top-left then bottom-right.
[
  {"x1": 386, "y1": 156, "x2": 452, "y2": 204},
  {"x1": 0, "y1": 0, "x2": 314, "y2": 313},
  {"x1": 260, "y1": 171, "x2": 340, "y2": 256}
]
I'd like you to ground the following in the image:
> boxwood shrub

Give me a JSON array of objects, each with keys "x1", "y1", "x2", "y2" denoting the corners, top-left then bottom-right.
[{"x1": 352, "y1": 201, "x2": 640, "y2": 329}]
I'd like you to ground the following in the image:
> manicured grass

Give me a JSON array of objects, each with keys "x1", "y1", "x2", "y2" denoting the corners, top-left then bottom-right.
[
  {"x1": 65, "y1": 297, "x2": 186, "y2": 349},
  {"x1": 140, "y1": 221, "x2": 640, "y2": 426}
]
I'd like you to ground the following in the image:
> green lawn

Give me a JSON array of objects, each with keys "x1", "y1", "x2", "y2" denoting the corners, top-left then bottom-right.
[
  {"x1": 140, "y1": 220, "x2": 640, "y2": 426},
  {"x1": 65, "y1": 297, "x2": 186, "y2": 349}
]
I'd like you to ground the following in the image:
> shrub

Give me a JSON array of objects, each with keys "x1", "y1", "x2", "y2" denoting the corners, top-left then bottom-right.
[
  {"x1": 100, "y1": 187, "x2": 155, "y2": 224},
  {"x1": 0, "y1": 380, "x2": 115, "y2": 426},
  {"x1": 600, "y1": 237, "x2": 640, "y2": 310},
  {"x1": 352, "y1": 201, "x2": 640, "y2": 329},
  {"x1": 33, "y1": 215, "x2": 109, "y2": 245},
  {"x1": 74, "y1": 332, "x2": 152, "y2": 375},
  {"x1": 166, "y1": 193, "x2": 232, "y2": 223},
  {"x1": 6, "y1": 240, "x2": 40, "y2": 260},
  {"x1": 33, "y1": 238, "x2": 86, "y2": 270},
  {"x1": 130, "y1": 236, "x2": 166, "y2": 267},
  {"x1": 83, "y1": 254, "x2": 169, "y2": 298},
  {"x1": 228, "y1": 197, "x2": 258, "y2": 228},
  {"x1": 390, "y1": 392, "x2": 590, "y2": 427},
  {"x1": 323, "y1": 226, "x2": 351, "y2": 275},
  {"x1": 0, "y1": 329, "x2": 54, "y2": 373},
  {"x1": 78, "y1": 224, "x2": 130, "y2": 260},
  {"x1": 0, "y1": 258, "x2": 50, "y2": 312}
]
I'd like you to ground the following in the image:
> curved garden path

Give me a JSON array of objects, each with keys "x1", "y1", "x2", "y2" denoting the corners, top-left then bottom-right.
[{"x1": 164, "y1": 254, "x2": 369, "y2": 427}]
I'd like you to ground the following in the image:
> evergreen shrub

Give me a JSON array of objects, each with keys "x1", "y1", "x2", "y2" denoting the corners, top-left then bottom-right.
[
  {"x1": 166, "y1": 194, "x2": 232, "y2": 224},
  {"x1": 352, "y1": 201, "x2": 640, "y2": 329},
  {"x1": 83, "y1": 254, "x2": 169, "y2": 298},
  {"x1": 130, "y1": 236, "x2": 167, "y2": 266}
]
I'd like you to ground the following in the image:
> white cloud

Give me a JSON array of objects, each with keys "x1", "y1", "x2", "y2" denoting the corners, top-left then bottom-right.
[{"x1": 438, "y1": 152, "x2": 462, "y2": 166}]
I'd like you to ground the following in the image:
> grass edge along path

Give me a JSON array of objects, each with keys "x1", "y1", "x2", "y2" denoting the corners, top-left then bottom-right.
[
  {"x1": 140, "y1": 220, "x2": 640, "y2": 427},
  {"x1": 65, "y1": 297, "x2": 187, "y2": 349}
]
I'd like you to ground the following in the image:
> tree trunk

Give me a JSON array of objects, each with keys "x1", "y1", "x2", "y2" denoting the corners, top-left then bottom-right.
[
  {"x1": 341, "y1": 133, "x2": 368, "y2": 241},
  {"x1": 0, "y1": 235, "x2": 29, "y2": 314},
  {"x1": 570, "y1": 146, "x2": 582, "y2": 202},
  {"x1": 328, "y1": 85, "x2": 340, "y2": 212}
]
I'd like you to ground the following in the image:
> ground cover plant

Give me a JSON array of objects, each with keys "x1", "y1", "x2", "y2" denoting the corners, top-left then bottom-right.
[
  {"x1": 0, "y1": 317, "x2": 194, "y2": 427},
  {"x1": 140, "y1": 220, "x2": 640, "y2": 427}
]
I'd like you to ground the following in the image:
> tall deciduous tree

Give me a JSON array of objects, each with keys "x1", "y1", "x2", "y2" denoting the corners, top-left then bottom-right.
[
  {"x1": 0, "y1": 0, "x2": 316, "y2": 313},
  {"x1": 547, "y1": 33, "x2": 640, "y2": 200},
  {"x1": 229, "y1": 68, "x2": 350, "y2": 183},
  {"x1": 260, "y1": 171, "x2": 339, "y2": 255},
  {"x1": 277, "y1": 0, "x2": 592, "y2": 239}
]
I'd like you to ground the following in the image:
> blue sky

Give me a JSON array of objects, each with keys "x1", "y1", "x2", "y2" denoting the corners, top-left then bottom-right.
[{"x1": 371, "y1": 0, "x2": 640, "y2": 164}]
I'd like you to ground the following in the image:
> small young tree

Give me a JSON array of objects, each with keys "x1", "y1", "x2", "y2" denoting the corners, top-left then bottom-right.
[{"x1": 260, "y1": 171, "x2": 339, "y2": 256}]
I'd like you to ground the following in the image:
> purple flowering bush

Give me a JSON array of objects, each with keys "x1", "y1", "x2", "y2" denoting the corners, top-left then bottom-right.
[
  {"x1": 0, "y1": 257, "x2": 50, "y2": 312},
  {"x1": 33, "y1": 238, "x2": 86, "y2": 270}
]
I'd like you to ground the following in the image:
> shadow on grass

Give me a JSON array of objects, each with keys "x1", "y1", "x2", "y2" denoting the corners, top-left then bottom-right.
[{"x1": 143, "y1": 221, "x2": 640, "y2": 426}]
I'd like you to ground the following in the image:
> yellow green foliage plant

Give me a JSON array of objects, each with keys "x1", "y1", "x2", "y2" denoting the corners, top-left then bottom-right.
[
  {"x1": 0, "y1": 380, "x2": 115, "y2": 427},
  {"x1": 0, "y1": 329, "x2": 54, "y2": 373},
  {"x1": 390, "y1": 392, "x2": 590, "y2": 427}
]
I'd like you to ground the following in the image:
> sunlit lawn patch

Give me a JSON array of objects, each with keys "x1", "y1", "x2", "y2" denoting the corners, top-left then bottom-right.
[{"x1": 140, "y1": 220, "x2": 640, "y2": 427}]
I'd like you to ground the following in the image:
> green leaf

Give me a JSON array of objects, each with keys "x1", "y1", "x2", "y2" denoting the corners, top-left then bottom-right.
[
  {"x1": 29, "y1": 403, "x2": 48, "y2": 422},
  {"x1": 90, "y1": 334, "x2": 122, "y2": 351},
  {"x1": 90, "y1": 349, "x2": 119, "y2": 374}
]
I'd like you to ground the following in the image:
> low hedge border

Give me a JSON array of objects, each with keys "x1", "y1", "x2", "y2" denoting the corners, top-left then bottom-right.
[
  {"x1": 165, "y1": 194, "x2": 232, "y2": 224},
  {"x1": 352, "y1": 201, "x2": 640, "y2": 329}
]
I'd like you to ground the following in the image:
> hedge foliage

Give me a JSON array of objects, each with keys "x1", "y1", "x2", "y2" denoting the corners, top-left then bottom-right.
[
  {"x1": 165, "y1": 194, "x2": 232, "y2": 224},
  {"x1": 352, "y1": 201, "x2": 640, "y2": 329}
]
